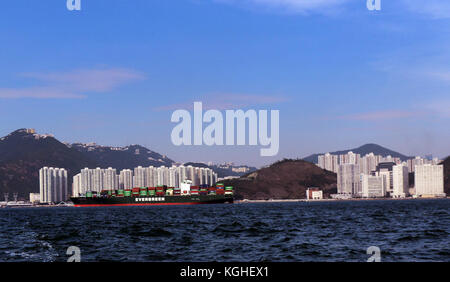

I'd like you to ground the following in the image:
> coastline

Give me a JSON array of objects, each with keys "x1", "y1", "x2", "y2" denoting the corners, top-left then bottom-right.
[
  {"x1": 235, "y1": 196, "x2": 449, "y2": 204},
  {"x1": 1, "y1": 196, "x2": 448, "y2": 209}
]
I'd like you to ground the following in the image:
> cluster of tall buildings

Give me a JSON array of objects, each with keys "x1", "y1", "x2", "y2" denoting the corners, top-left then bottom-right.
[
  {"x1": 72, "y1": 165, "x2": 218, "y2": 196},
  {"x1": 318, "y1": 151, "x2": 441, "y2": 175},
  {"x1": 318, "y1": 151, "x2": 402, "y2": 174},
  {"x1": 407, "y1": 156, "x2": 442, "y2": 173},
  {"x1": 318, "y1": 152, "x2": 445, "y2": 198},
  {"x1": 39, "y1": 167, "x2": 69, "y2": 204}
]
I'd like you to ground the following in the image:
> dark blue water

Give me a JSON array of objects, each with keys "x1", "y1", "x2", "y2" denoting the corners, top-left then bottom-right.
[{"x1": 0, "y1": 199, "x2": 449, "y2": 262}]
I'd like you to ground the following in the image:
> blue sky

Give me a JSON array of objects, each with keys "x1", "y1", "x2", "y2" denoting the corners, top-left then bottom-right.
[{"x1": 0, "y1": 0, "x2": 449, "y2": 167}]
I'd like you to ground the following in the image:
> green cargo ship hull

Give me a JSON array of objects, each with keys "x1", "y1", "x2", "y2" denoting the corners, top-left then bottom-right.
[{"x1": 71, "y1": 194, "x2": 233, "y2": 207}]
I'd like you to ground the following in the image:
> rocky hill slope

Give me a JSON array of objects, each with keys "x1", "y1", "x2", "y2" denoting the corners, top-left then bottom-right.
[{"x1": 223, "y1": 159, "x2": 337, "y2": 200}]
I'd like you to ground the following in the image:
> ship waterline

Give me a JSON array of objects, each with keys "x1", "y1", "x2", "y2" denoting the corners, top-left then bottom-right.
[{"x1": 71, "y1": 194, "x2": 234, "y2": 207}]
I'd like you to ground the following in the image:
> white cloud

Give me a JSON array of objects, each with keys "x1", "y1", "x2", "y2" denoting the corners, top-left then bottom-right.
[
  {"x1": 214, "y1": 0, "x2": 352, "y2": 14},
  {"x1": 0, "y1": 87, "x2": 85, "y2": 99},
  {"x1": 214, "y1": 0, "x2": 450, "y2": 18},
  {"x1": 426, "y1": 100, "x2": 450, "y2": 118},
  {"x1": 337, "y1": 110, "x2": 420, "y2": 121},
  {"x1": 0, "y1": 68, "x2": 145, "y2": 99},
  {"x1": 401, "y1": 0, "x2": 450, "y2": 19},
  {"x1": 425, "y1": 70, "x2": 450, "y2": 82},
  {"x1": 21, "y1": 68, "x2": 145, "y2": 92}
]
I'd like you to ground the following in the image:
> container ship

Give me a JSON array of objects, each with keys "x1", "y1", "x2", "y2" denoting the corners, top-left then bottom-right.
[{"x1": 71, "y1": 181, "x2": 234, "y2": 207}]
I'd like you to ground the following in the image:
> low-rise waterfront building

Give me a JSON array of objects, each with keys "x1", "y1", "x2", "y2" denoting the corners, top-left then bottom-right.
[
  {"x1": 29, "y1": 193, "x2": 40, "y2": 204},
  {"x1": 306, "y1": 188, "x2": 323, "y2": 200}
]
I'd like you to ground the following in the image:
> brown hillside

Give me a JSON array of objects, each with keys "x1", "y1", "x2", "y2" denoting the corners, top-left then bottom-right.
[{"x1": 224, "y1": 159, "x2": 337, "y2": 200}]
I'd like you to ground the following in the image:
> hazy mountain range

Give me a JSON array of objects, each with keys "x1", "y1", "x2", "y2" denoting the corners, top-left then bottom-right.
[{"x1": 303, "y1": 143, "x2": 411, "y2": 164}]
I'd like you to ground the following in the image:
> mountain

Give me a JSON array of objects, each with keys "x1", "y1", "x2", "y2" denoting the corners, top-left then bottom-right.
[
  {"x1": 0, "y1": 129, "x2": 175, "y2": 199},
  {"x1": 69, "y1": 143, "x2": 174, "y2": 170},
  {"x1": 0, "y1": 129, "x2": 99, "y2": 199},
  {"x1": 303, "y1": 143, "x2": 411, "y2": 164},
  {"x1": 183, "y1": 162, "x2": 257, "y2": 178},
  {"x1": 442, "y1": 156, "x2": 450, "y2": 195},
  {"x1": 223, "y1": 159, "x2": 337, "y2": 200}
]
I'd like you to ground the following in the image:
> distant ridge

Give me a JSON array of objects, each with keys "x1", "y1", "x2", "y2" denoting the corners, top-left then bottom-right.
[
  {"x1": 183, "y1": 162, "x2": 257, "y2": 178},
  {"x1": 303, "y1": 143, "x2": 411, "y2": 164},
  {"x1": 0, "y1": 129, "x2": 175, "y2": 199},
  {"x1": 0, "y1": 129, "x2": 98, "y2": 198},
  {"x1": 69, "y1": 143, "x2": 174, "y2": 170}
]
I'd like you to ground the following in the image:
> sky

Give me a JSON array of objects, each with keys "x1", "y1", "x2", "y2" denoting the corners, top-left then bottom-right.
[{"x1": 0, "y1": 0, "x2": 449, "y2": 167}]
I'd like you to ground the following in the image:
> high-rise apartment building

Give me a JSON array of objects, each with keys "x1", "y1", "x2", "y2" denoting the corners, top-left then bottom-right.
[
  {"x1": 392, "y1": 164, "x2": 409, "y2": 198},
  {"x1": 119, "y1": 169, "x2": 133, "y2": 189},
  {"x1": 407, "y1": 156, "x2": 441, "y2": 173},
  {"x1": 415, "y1": 164, "x2": 445, "y2": 197},
  {"x1": 361, "y1": 174, "x2": 385, "y2": 198},
  {"x1": 72, "y1": 173, "x2": 81, "y2": 197},
  {"x1": 133, "y1": 166, "x2": 147, "y2": 187},
  {"x1": 39, "y1": 167, "x2": 68, "y2": 203},
  {"x1": 337, "y1": 164, "x2": 361, "y2": 196},
  {"x1": 72, "y1": 165, "x2": 218, "y2": 195}
]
